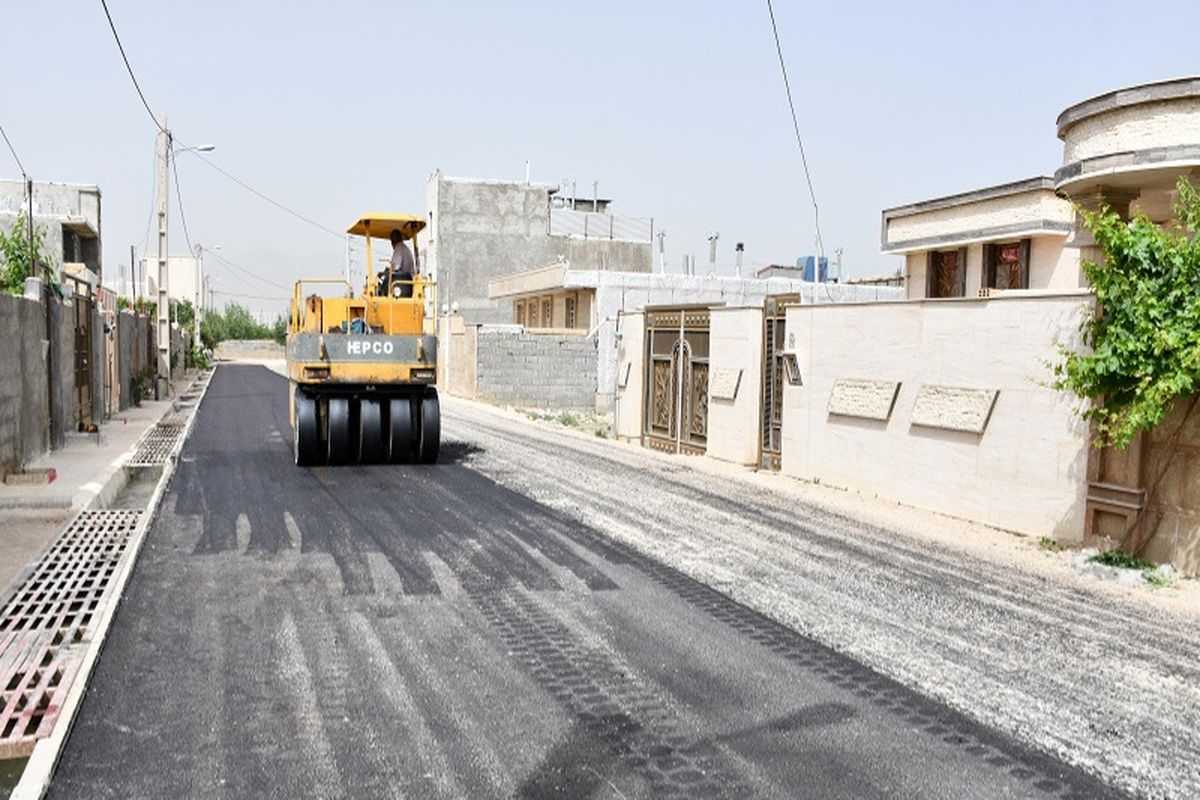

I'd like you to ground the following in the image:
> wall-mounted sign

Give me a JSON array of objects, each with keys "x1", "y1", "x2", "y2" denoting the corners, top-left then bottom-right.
[
  {"x1": 828, "y1": 379, "x2": 899, "y2": 420},
  {"x1": 710, "y1": 367, "x2": 743, "y2": 400},
  {"x1": 910, "y1": 385, "x2": 999, "y2": 434}
]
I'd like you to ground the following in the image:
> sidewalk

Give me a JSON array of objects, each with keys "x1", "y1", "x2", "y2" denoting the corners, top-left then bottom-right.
[{"x1": 0, "y1": 375, "x2": 196, "y2": 594}]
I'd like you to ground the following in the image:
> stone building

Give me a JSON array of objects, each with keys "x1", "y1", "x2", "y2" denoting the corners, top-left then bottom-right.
[{"x1": 610, "y1": 76, "x2": 1200, "y2": 576}]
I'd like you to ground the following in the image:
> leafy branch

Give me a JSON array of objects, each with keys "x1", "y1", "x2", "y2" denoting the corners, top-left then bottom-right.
[{"x1": 1053, "y1": 177, "x2": 1200, "y2": 449}]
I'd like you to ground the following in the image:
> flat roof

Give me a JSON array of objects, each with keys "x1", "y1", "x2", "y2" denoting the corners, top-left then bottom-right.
[
  {"x1": 1056, "y1": 76, "x2": 1200, "y2": 138},
  {"x1": 881, "y1": 177, "x2": 1056, "y2": 220}
]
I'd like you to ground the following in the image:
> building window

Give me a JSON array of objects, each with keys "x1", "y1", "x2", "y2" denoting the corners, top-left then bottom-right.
[
  {"x1": 542, "y1": 297, "x2": 553, "y2": 328},
  {"x1": 565, "y1": 295, "x2": 577, "y2": 329},
  {"x1": 983, "y1": 239, "x2": 1030, "y2": 290},
  {"x1": 926, "y1": 248, "x2": 966, "y2": 298},
  {"x1": 515, "y1": 300, "x2": 524, "y2": 325},
  {"x1": 527, "y1": 300, "x2": 538, "y2": 329}
]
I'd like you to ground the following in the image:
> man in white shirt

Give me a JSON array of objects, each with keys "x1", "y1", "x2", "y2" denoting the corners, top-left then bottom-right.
[{"x1": 379, "y1": 228, "x2": 416, "y2": 297}]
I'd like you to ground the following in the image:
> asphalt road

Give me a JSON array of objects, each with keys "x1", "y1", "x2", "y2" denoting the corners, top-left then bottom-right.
[{"x1": 49, "y1": 365, "x2": 1125, "y2": 799}]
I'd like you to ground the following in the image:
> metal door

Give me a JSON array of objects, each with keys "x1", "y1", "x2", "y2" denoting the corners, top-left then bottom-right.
[
  {"x1": 643, "y1": 308, "x2": 709, "y2": 455},
  {"x1": 72, "y1": 287, "x2": 95, "y2": 431},
  {"x1": 760, "y1": 296, "x2": 797, "y2": 470}
]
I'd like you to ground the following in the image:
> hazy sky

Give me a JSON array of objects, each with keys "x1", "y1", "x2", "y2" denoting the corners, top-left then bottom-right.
[{"x1": 4, "y1": 1, "x2": 1197, "y2": 315}]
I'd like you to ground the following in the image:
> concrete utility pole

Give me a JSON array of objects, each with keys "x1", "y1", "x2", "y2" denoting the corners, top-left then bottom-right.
[
  {"x1": 193, "y1": 244, "x2": 206, "y2": 351},
  {"x1": 707, "y1": 232, "x2": 719, "y2": 276},
  {"x1": 155, "y1": 115, "x2": 170, "y2": 395},
  {"x1": 656, "y1": 230, "x2": 667, "y2": 273}
]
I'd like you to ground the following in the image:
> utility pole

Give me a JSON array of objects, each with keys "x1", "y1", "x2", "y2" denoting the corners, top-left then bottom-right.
[
  {"x1": 154, "y1": 115, "x2": 171, "y2": 395},
  {"x1": 707, "y1": 232, "x2": 719, "y2": 276},
  {"x1": 656, "y1": 229, "x2": 666, "y2": 273},
  {"x1": 193, "y1": 244, "x2": 204, "y2": 351},
  {"x1": 835, "y1": 247, "x2": 844, "y2": 283}
]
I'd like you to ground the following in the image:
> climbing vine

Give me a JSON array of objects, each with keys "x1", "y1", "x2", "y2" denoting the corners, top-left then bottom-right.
[{"x1": 1054, "y1": 177, "x2": 1200, "y2": 448}]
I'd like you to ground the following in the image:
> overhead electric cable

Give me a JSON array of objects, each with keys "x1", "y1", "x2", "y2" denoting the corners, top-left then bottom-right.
[
  {"x1": 183, "y1": 151, "x2": 344, "y2": 239},
  {"x1": 171, "y1": 154, "x2": 195, "y2": 253},
  {"x1": 0, "y1": 124, "x2": 27, "y2": 176},
  {"x1": 765, "y1": 0, "x2": 824, "y2": 259},
  {"x1": 211, "y1": 288, "x2": 290, "y2": 302},
  {"x1": 100, "y1": 0, "x2": 343, "y2": 242},
  {"x1": 206, "y1": 249, "x2": 291, "y2": 292},
  {"x1": 98, "y1": 0, "x2": 165, "y2": 133}
]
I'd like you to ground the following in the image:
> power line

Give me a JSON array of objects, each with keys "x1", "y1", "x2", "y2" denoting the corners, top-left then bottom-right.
[
  {"x1": 211, "y1": 288, "x2": 290, "y2": 302},
  {"x1": 182, "y1": 150, "x2": 345, "y2": 239},
  {"x1": 205, "y1": 248, "x2": 292, "y2": 292},
  {"x1": 98, "y1": 0, "x2": 165, "y2": 134},
  {"x1": 0, "y1": 124, "x2": 27, "y2": 176},
  {"x1": 765, "y1": 0, "x2": 824, "y2": 259},
  {"x1": 99, "y1": 0, "x2": 343, "y2": 244},
  {"x1": 171, "y1": 152, "x2": 194, "y2": 253}
]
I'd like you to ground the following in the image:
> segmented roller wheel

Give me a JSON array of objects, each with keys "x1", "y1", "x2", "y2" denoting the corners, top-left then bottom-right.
[
  {"x1": 389, "y1": 397, "x2": 413, "y2": 463},
  {"x1": 418, "y1": 393, "x2": 440, "y2": 464},
  {"x1": 327, "y1": 396, "x2": 355, "y2": 465},
  {"x1": 359, "y1": 398, "x2": 385, "y2": 464},
  {"x1": 294, "y1": 390, "x2": 321, "y2": 466}
]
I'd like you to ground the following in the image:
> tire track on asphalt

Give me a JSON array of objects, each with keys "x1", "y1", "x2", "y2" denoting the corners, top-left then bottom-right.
[{"x1": 443, "y1": 406, "x2": 1188, "y2": 797}]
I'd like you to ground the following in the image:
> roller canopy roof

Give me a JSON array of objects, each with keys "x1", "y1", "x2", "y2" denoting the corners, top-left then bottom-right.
[{"x1": 347, "y1": 214, "x2": 426, "y2": 240}]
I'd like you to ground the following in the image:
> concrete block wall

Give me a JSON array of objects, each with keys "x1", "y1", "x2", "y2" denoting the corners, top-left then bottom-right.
[
  {"x1": 0, "y1": 293, "x2": 74, "y2": 475},
  {"x1": 116, "y1": 311, "x2": 153, "y2": 411},
  {"x1": 474, "y1": 328, "x2": 597, "y2": 411}
]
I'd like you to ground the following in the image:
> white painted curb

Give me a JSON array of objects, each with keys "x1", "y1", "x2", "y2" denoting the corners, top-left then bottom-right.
[{"x1": 11, "y1": 368, "x2": 217, "y2": 800}]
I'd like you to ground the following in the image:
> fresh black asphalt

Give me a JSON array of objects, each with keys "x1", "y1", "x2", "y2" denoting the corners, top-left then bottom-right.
[{"x1": 48, "y1": 365, "x2": 1127, "y2": 798}]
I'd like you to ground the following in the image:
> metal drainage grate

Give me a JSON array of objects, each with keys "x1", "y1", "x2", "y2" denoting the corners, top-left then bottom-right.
[
  {"x1": 0, "y1": 509, "x2": 141, "y2": 758},
  {"x1": 126, "y1": 422, "x2": 186, "y2": 467}
]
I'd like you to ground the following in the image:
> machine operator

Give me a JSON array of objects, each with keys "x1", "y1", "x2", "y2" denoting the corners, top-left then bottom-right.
[{"x1": 378, "y1": 228, "x2": 416, "y2": 297}]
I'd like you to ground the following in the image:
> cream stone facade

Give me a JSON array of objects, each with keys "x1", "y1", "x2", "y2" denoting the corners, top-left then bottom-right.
[
  {"x1": 883, "y1": 178, "x2": 1081, "y2": 299},
  {"x1": 611, "y1": 77, "x2": 1200, "y2": 576}
]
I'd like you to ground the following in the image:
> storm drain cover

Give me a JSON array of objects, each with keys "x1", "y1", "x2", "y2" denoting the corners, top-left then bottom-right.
[
  {"x1": 126, "y1": 423, "x2": 186, "y2": 467},
  {"x1": 0, "y1": 509, "x2": 141, "y2": 758}
]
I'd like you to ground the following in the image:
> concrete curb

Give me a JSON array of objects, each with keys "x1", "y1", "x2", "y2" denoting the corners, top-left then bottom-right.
[{"x1": 10, "y1": 368, "x2": 216, "y2": 800}]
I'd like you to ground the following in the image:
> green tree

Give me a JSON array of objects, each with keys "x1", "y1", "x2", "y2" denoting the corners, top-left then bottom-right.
[
  {"x1": 1054, "y1": 177, "x2": 1200, "y2": 448},
  {"x1": 0, "y1": 212, "x2": 54, "y2": 294}
]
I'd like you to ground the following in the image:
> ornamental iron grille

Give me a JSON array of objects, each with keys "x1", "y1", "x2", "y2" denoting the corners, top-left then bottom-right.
[
  {"x1": 643, "y1": 308, "x2": 710, "y2": 455},
  {"x1": 935, "y1": 250, "x2": 960, "y2": 298}
]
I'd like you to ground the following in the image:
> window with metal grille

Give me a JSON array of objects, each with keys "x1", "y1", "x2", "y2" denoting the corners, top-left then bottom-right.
[
  {"x1": 926, "y1": 248, "x2": 967, "y2": 298},
  {"x1": 566, "y1": 295, "x2": 577, "y2": 329},
  {"x1": 542, "y1": 298, "x2": 552, "y2": 328},
  {"x1": 983, "y1": 239, "x2": 1030, "y2": 290}
]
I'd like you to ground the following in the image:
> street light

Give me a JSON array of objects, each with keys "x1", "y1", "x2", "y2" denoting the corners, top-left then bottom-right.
[{"x1": 175, "y1": 143, "x2": 216, "y2": 155}]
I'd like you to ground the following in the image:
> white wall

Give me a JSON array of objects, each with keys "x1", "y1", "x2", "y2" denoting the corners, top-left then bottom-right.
[
  {"x1": 614, "y1": 311, "x2": 645, "y2": 441},
  {"x1": 575, "y1": 271, "x2": 902, "y2": 412},
  {"x1": 781, "y1": 293, "x2": 1094, "y2": 540},
  {"x1": 706, "y1": 307, "x2": 764, "y2": 466},
  {"x1": 1030, "y1": 236, "x2": 1081, "y2": 290}
]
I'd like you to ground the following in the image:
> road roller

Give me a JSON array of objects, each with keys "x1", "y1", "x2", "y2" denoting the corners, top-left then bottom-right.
[{"x1": 286, "y1": 213, "x2": 439, "y2": 466}]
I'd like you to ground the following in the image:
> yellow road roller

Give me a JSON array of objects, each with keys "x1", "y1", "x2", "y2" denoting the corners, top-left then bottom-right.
[{"x1": 286, "y1": 213, "x2": 439, "y2": 465}]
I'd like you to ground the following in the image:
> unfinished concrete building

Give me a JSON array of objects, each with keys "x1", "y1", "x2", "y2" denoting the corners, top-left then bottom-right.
[
  {"x1": 0, "y1": 179, "x2": 102, "y2": 288},
  {"x1": 423, "y1": 172, "x2": 653, "y2": 324}
]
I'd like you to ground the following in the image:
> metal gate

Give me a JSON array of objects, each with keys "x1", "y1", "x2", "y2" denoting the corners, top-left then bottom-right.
[
  {"x1": 643, "y1": 308, "x2": 709, "y2": 455},
  {"x1": 760, "y1": 296, "x2": 797, "y2": 470},
  {"x1": 71, "y1": 284, "x2": 95, "y2": 432}
]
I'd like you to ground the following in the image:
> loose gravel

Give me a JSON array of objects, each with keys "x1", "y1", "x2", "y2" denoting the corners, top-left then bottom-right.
[{"x1": 443, "y1": 396, "x2": 1200, "y2": 800}]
